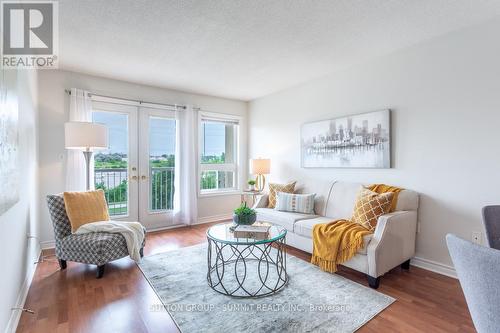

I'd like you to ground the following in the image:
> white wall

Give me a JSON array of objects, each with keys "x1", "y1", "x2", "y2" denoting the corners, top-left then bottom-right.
[
  {"x1": 38, "y1": 69, "x2": 247, "y2": 245},
  {"x1": 248, "y1": 18, "x2": 500, "y2": 270},
  {"x1": 0, "y1": 69, "x2": 39, "y2": 332}
]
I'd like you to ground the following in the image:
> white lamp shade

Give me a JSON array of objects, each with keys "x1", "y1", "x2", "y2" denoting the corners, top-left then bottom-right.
[
  {"x1": 65, "y1": 122, "x2": 108, "y2": 150},
  {"x1": 250, "y1": 158, "x2": 271, "y2": 175}
]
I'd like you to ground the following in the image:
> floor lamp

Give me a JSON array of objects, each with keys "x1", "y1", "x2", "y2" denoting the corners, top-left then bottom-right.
[
  {"x1": 65, "y1": 121, "x2": 108, "y2": 190},
  {"x1": 250, "y1": 158, "x2": 271, "y2": 192}
]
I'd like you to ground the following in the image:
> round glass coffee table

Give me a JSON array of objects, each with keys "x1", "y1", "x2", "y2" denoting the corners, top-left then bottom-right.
[{"x1": 206, "y1": 222, "x2": 288, "y2": 298}]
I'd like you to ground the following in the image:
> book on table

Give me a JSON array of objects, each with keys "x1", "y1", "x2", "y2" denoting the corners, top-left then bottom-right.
[{"x1": 233, "y1": 222, "x2": 271, "y2": 240}]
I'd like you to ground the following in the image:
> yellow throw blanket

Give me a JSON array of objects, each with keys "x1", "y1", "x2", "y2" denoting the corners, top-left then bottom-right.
[
  {"x1": 368, "y1": 183, "x2": 402, "y2": 212},
  {"x1": 311, "y1": 184, "x2": 402, "y2": 273},
  {"x1": 311, "y1": 220, "x2": 371, "y2": 273}
]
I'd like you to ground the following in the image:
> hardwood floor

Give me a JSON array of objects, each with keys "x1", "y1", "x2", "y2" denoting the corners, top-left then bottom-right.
[{"x1": 17, "y1": 223, "x2": 475, "y2": 333}]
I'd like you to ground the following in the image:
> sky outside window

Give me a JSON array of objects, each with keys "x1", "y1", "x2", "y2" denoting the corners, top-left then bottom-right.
[
  {"x1": 93, "y1": 113, "x2": 225, "y2": 157},
  {"x1": 149, "y1": 117, "x2": 176, "y2": 156},
  {"x1": 92, "y1": 112, "x2": 128, "y2": 154},
  {"x1": 202, "y1": 122, "x2": 226, "y2": 158}
]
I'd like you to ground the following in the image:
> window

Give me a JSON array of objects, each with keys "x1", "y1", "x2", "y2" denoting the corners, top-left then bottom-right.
[{"x1": 199, "y1": 115, "x2": 239, "y2": 194}]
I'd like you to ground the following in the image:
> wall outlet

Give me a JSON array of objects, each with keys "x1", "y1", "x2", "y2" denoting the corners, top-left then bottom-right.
[{"x1": 471, "y1": 231, "x2": 482, "y2": 245}]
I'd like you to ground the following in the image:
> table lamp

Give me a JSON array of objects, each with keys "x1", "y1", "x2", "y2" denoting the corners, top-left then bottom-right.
[
  {"x1": 65, "y1": 121, "x2": 108, "y2": 190},
  {"x1": 250, "y1": 158, "x2": 270, "y2": 192}
]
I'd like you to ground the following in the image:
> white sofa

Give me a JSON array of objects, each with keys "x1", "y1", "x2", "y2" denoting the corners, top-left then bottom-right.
[{"x1": 254, "y1": 181, "x2": 419, "y2": 288}]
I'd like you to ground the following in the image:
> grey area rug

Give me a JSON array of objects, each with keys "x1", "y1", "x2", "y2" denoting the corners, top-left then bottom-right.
[{"x1": 138, "y1": 244, "x2": 394, "y2": 333}]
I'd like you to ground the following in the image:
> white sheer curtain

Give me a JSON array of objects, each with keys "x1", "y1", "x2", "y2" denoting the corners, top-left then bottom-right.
[
  {"x1": 65, "y1": 88, "x2": 94, "y2": 191},
  {"x1": 173, "y1": 105, "x2": 198, "y2": 225}
]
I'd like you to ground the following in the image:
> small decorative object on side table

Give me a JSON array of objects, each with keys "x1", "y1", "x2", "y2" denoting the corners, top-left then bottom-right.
[{"x1": 247, "y1": 179, "x2": 256, "y2": 191}]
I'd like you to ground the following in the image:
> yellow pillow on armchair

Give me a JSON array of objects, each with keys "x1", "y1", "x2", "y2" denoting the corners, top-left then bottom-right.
[{"x1": 63, "y1": 189, "x2": 110, "y2": 232}]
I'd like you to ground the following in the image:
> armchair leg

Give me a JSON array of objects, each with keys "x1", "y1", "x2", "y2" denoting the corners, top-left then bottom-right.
[
  {"x1": 367, "y1": 275, "x2": 380, "y2": 289},
  {"x1": 96, "y1": 265, "x2": 105, "y2": 279},
  {"x1": 401, "y1": 259, "x2": 411, "y2": 270},
  {"x1": 58, "y1": 259, "x2": 67, "y2": 270},
  {"x1": 140, "y1": 247, "x2": 144, "y2": 258}
]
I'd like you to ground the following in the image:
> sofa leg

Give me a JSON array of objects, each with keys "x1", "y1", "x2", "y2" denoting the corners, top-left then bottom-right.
[
  {"x1": 140, "y1": 247, "x2": 144, "y2": 258},
  {"x1": 58, "y1": 259, "x2": 67, "y2": 270},
  {"x1": 401, "y1": 259, "x2": 411, "y2": 270},
  {"x1": 96, "y1": 265, "x2": 105, "y2": 279},
  {"x1": 367, "y1": 275, "x2": 380, "y2": 289}
]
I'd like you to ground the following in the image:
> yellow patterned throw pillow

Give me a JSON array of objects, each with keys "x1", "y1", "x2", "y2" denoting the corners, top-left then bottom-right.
[
  {"x1": 351, "y1": 188, "x2": 394, "y2": 231},
  {"x1": 267, "y1": 181, "x2": 296, "y2": 208},
  {"x1": 63, "y1": 189, "x2": 110, "y2": 232}
]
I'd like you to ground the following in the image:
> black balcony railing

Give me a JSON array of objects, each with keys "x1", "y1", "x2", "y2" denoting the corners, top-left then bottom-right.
[
  {"x1": 94, "y1": 167, "x2": 175, "y2": 216},
  {"x1": 94, "y1": 168, "x2": 128, "y2": 216},
  {"x1": 150, "y1": 167, "x2": 175, "y2": 211}
]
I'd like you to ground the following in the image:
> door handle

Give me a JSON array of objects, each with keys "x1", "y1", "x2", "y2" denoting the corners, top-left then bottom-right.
[
  {"x1": 141, "y1": 175, "x2": 148, "y2": 180},
  {"x1": 130, "y1": 175, "x2": 138, "y2": 181}
]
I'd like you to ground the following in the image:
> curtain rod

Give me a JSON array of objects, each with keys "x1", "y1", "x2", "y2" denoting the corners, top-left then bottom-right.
[{"x1": 64, "y1": 89, "x2": 187, "y2": 109}]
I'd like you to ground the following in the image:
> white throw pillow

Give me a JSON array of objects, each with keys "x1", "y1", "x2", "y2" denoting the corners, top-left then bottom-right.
[{"x1": 275, "y1": 192, "x2": 316, "y2": 214}]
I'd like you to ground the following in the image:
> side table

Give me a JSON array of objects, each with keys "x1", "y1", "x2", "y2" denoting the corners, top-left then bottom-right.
[{"x1": 240, "y1": 190, "x2": 262, "y2": 206}]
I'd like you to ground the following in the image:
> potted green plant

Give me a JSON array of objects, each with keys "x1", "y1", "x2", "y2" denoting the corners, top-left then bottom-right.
[
  {"x1": 233, "y1": 202, "x2": 257, "y2": 225},
  {"x1": 247, "y1": 179, "x2": 256, "y2": 191}
]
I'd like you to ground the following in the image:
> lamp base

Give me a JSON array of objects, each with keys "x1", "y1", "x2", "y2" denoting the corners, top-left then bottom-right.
[
  {"x1": 256, "y1": 174, "x2": 266, "y2": 192},
  {"x1": 82, "y1": 150, "x2": 93, "y2": 191}
]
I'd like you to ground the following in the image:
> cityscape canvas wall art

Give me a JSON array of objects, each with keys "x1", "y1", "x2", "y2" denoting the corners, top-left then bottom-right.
[
  {"x1": 301, "y1": 109, "x2": 391, "y2": 168},
  {"x1": 0, "y1": 82, "x2": 19, "y2": 215}
]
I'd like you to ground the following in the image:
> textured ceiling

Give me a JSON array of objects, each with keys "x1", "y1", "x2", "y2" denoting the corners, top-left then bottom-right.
[{"x1": 59, "y1": 0, "x2": 500, "y2": 101}]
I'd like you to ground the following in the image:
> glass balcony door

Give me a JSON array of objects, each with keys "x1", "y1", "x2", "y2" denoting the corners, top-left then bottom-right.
[
  {"x1": 138, "y1": 107, "x2": 177, "y2": 229},
  {"x1": 92, "y1": 102, "x2": 177, "y2": 230},
  {"x1": 92, "y1": 101, "x2": 139, "y2": 222}
]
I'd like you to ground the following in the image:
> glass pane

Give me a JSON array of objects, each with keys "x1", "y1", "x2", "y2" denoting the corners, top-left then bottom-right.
[
  {"x1": 201, "y1": 121, "x2": 235, "y2": 164},
  {"x1": 217, "y1": 171, "x2": 234, "y2": 189},
  {"x1": 201, "y1": 171, "x2": 217, "y2": 190},
  {"x1": 149, "y1": 117, "x2": 176, "y2": 211},
  {"x1": 92, "y1": 111, "x2": 128, "y2": 216},
  {"x1": 201, "y1": 171, "x2": 235, "y2": 190}
]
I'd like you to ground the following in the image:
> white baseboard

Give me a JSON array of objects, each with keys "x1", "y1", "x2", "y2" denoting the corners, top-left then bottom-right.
[
  {"x1": 195, "y1": 213, "x2": 232, "y2": 225},
  {"x1": 147, "y1": 214, "x2": 232, "y2": 231},
  {"x1": 147, "y1": 224, "x2": 188, "y2": 233},
  {"x1": 5, "y1": 250, "x2": 41, "y2": 333},
  {"x1": 411, "y1": 256, "x2": 457, "y2": 279},
  {"x1": 40, "y1": 240, "x2": 55, "y2": 250}
]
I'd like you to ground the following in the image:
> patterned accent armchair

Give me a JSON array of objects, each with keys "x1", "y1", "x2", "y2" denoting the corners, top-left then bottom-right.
[{"x1": 46, "y1": 194, "x2": 146, "y2": 278}]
